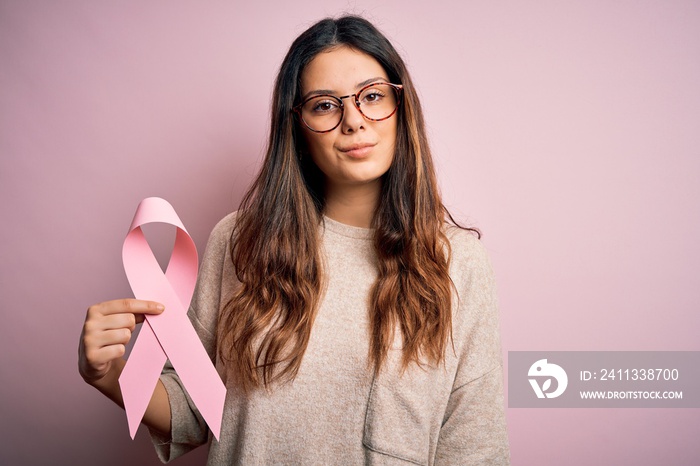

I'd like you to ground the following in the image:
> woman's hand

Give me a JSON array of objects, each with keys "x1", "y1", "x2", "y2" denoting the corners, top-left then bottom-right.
[
  {"x1": 78, "y1": 299, "x2": 172, "y2": 435},
  {"x1": 79, "y1": 299, "x2": 164, "y2": 385}
]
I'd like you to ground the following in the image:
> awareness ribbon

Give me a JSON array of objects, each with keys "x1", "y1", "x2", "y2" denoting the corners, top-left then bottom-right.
[{"x1": 119, "y1": 197, "x2": 226, "y2": 439}]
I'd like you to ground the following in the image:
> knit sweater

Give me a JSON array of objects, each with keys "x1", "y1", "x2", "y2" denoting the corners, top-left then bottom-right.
[{"x1": 150, "y1": 213, "x2": 510, "y2": 465}]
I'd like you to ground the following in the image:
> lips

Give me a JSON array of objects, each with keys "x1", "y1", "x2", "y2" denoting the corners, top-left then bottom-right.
[{"x1": 339, "y1": 142, "x2": 377, "y2": 158}]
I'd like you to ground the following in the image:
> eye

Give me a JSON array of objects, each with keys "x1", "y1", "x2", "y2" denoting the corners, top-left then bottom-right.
[
  {"x1": 306, "y1": 97, "x2": 340, "y2": 114},
  {"x1": 360, "y1": 87, "x2": 387, "y2": 105}
]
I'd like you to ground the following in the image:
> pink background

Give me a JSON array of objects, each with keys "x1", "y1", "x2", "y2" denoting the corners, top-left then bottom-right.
[{"x1": 1, "y1": 1, "x2": 698, "y2": 465}]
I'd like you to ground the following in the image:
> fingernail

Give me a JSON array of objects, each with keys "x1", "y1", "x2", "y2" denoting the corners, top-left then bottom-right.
[{"x1": 156, "y1": 303, "x2": 165, "y2": 311}]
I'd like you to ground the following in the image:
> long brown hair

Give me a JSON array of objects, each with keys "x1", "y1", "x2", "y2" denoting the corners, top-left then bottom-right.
[{"x1": 217, "y1": 16, "x2": 478, "y2": 392}]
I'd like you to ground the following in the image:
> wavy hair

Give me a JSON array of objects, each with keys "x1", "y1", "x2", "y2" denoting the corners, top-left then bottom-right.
[{"x1": 217, "y1": 16, "x2": 478, "y2": 392}]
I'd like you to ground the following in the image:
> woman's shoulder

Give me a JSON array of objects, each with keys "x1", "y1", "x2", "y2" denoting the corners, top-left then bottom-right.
[
  {"x1": 212, "y1": 210, "x2": 239, "y2": 232},
  {"x1": 206, "y1": 211, "x2": 239, "y2": 244},
  {"x1": 444, "y1": 224, "x2": 489, "y2": 263},
  {"x1": 197, "y1": 211, "x2": 239, "y2": 265},
  {"x1": 443, "y1": 223, "x2": 495, "y2": 288}
]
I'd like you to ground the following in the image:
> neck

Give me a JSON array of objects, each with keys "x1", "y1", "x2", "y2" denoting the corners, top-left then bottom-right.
[{"x1": 323, "y1": 180, "x2": 380, "y2": 229}]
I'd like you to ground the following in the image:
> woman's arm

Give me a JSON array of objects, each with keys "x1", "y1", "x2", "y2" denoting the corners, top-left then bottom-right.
[
  {"x1": 435, "y1": 231, "x2": 510, "y2": 464},
  {"x1": 147, "y1": 212, "x2": 239, "y2": 462}
]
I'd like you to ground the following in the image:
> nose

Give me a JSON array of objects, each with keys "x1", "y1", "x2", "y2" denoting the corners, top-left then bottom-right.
[{"x1": 340, "y1": 97, "x2": 365, "y2": 134}]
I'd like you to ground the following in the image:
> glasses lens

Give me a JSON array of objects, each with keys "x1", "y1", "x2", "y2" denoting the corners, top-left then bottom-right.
[
  {"x1": 358, "y1": 84, "x2": 399, "y2": 121},
  {"x1": 301, "y1": 96, "x2": 342, "y2": 132}
]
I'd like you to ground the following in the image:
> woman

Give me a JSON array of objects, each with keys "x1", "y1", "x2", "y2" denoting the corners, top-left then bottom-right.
[{"x1": 79, "y1": 15, "x2": 510, "y2": 465}]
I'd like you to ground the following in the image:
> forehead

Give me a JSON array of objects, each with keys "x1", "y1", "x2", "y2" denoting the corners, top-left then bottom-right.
[{"x1": 300, "y1": 46, "x2": 388, "y2": 93}]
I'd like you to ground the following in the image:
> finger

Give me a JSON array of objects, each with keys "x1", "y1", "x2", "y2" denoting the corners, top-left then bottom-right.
[
  {"x1": 98, "y1": 313, "x2": 138, "y2": 332},
  {"x1": 83, "y1": 313, "x2": 136, "y2": 336},
  {"x1": 85, "y1": 343, "x2": 127, "y2": 367},
  {"x1": 87, "y1": 299, "x2": 164, "y2": 318},
  {"x1": 84, "y1": 328, "x2": 133, "y2": 351}
]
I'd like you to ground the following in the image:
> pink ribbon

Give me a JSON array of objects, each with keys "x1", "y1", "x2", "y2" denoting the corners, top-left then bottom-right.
[{"x1": 119, "y1": 197, "x2": 226, "y2": 439}]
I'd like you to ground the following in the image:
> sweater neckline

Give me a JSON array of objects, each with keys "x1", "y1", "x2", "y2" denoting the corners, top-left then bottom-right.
[{"x1": 321, "y1": 215, "x2": 374, "y2": 240}]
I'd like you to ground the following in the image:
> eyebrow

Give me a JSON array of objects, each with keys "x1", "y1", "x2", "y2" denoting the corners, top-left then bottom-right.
[{"x1": 301, "y1": 76, "x2": 388, "y2": 101}]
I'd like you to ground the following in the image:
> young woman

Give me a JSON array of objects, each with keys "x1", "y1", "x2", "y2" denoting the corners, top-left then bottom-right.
[{"x1": 79, "y1": 16, "x2": 510, "y2": 465}]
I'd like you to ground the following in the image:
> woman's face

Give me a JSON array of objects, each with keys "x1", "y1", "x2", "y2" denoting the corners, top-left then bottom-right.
[{"x1": 298, "y1": 46, "x2": 397, "y2": 195}]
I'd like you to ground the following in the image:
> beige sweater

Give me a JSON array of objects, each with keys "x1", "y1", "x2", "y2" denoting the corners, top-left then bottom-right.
[{"x1": 150, "y1": 213, "x2": 510, "y2": 465}]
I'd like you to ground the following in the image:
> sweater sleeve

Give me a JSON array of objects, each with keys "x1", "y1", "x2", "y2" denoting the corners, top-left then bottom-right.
[
  {"x1": 434, "y1": 231, "x2": 510, "y2": 465},
  {"x1": 148, "y1": 213, "x2": 236, "y2": 463}
]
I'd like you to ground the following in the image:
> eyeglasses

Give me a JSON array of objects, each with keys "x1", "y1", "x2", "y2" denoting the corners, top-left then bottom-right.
[{"x1": 293, "y1": 82, "x2": 403, "y2": 133}]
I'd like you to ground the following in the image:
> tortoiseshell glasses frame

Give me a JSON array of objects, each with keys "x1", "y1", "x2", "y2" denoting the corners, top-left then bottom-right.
[{"x1": 292, "y1": 82, "x2": 403, "y2": 133}]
